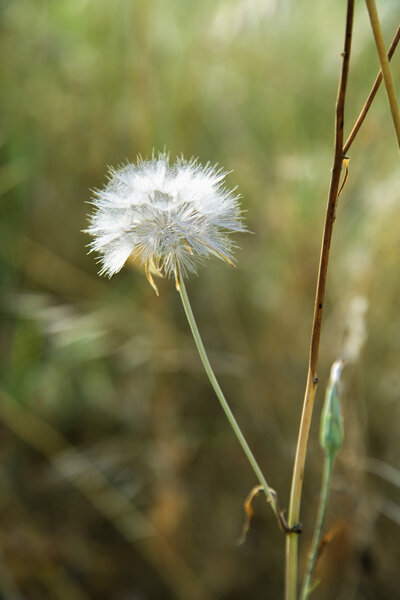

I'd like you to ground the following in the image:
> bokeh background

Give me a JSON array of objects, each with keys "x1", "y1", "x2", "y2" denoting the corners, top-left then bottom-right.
[{"x1": 1, "y1": 0, "x2": 400, "y2": 598}]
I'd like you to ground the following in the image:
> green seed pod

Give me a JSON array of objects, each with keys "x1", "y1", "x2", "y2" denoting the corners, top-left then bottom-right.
[{"x1": 320, "y1": 360, "x2": 344, "y2": 458}]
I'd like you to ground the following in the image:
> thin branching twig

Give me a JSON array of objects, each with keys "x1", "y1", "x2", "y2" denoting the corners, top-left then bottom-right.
[
  {"x1": 365, "y1": 1, "x2": 400, "y2": 149},
  {"x1": 343, "y1": 25, "x2": 400, "y2": 154}
]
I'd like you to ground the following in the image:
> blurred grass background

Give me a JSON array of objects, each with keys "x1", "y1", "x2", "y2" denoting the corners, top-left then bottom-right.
[{"x1": 1, "y1": 0, "x2": 400, "y2": 598}]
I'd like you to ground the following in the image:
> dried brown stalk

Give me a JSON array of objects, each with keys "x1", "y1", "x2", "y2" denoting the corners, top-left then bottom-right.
[{"x1": 285, "y1": 2, "x2": 355, "y2": 599}]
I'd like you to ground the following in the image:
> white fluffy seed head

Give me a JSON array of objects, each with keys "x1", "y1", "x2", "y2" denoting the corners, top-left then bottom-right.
[{"x1": 86, "y1": 153, "x2": 246, "y2": 292}]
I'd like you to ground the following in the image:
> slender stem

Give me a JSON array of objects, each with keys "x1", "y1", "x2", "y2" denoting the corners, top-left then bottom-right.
[
  {"x1": 365, "y1": 0, "x2": 400, "y2": 149},
  {"x1": 285, "y1": 373, "x2": 316, "y2": 600},
  {"x1": 285, "y1": 3, "x2": 354, "y2": 599},
  {"x1": 300, "y1": 456, "x2": 334, "y2": 600},
  {"x1": 343, "y1": 25, "x2": 400, "y2": 154},
  {"x1": 178, "y1": 277, "x2": 279, "y2": 518}
]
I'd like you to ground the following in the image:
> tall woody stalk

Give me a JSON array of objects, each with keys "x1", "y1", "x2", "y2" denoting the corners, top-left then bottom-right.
[{"x1": 285, "y1": 2, "x2": 354, "y2": 599}]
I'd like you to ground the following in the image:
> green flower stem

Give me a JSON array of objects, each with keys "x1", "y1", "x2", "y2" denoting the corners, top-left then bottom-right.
[
  {"x1": 178, "y1": 277, "x2": 278, "y2": 517},
  {"x1": 300, "y1": 455, "x2": 334, "y2": 600}
]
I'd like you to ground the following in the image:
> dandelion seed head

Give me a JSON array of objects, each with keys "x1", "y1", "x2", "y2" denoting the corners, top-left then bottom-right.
[{"x1": 86, "y1": 153, "x2": 246, "y2": 291}]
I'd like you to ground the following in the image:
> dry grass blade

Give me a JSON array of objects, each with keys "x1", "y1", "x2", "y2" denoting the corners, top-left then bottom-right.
[{"x1": 237, "y1": 484, "x2": 264, "y2": 545}]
